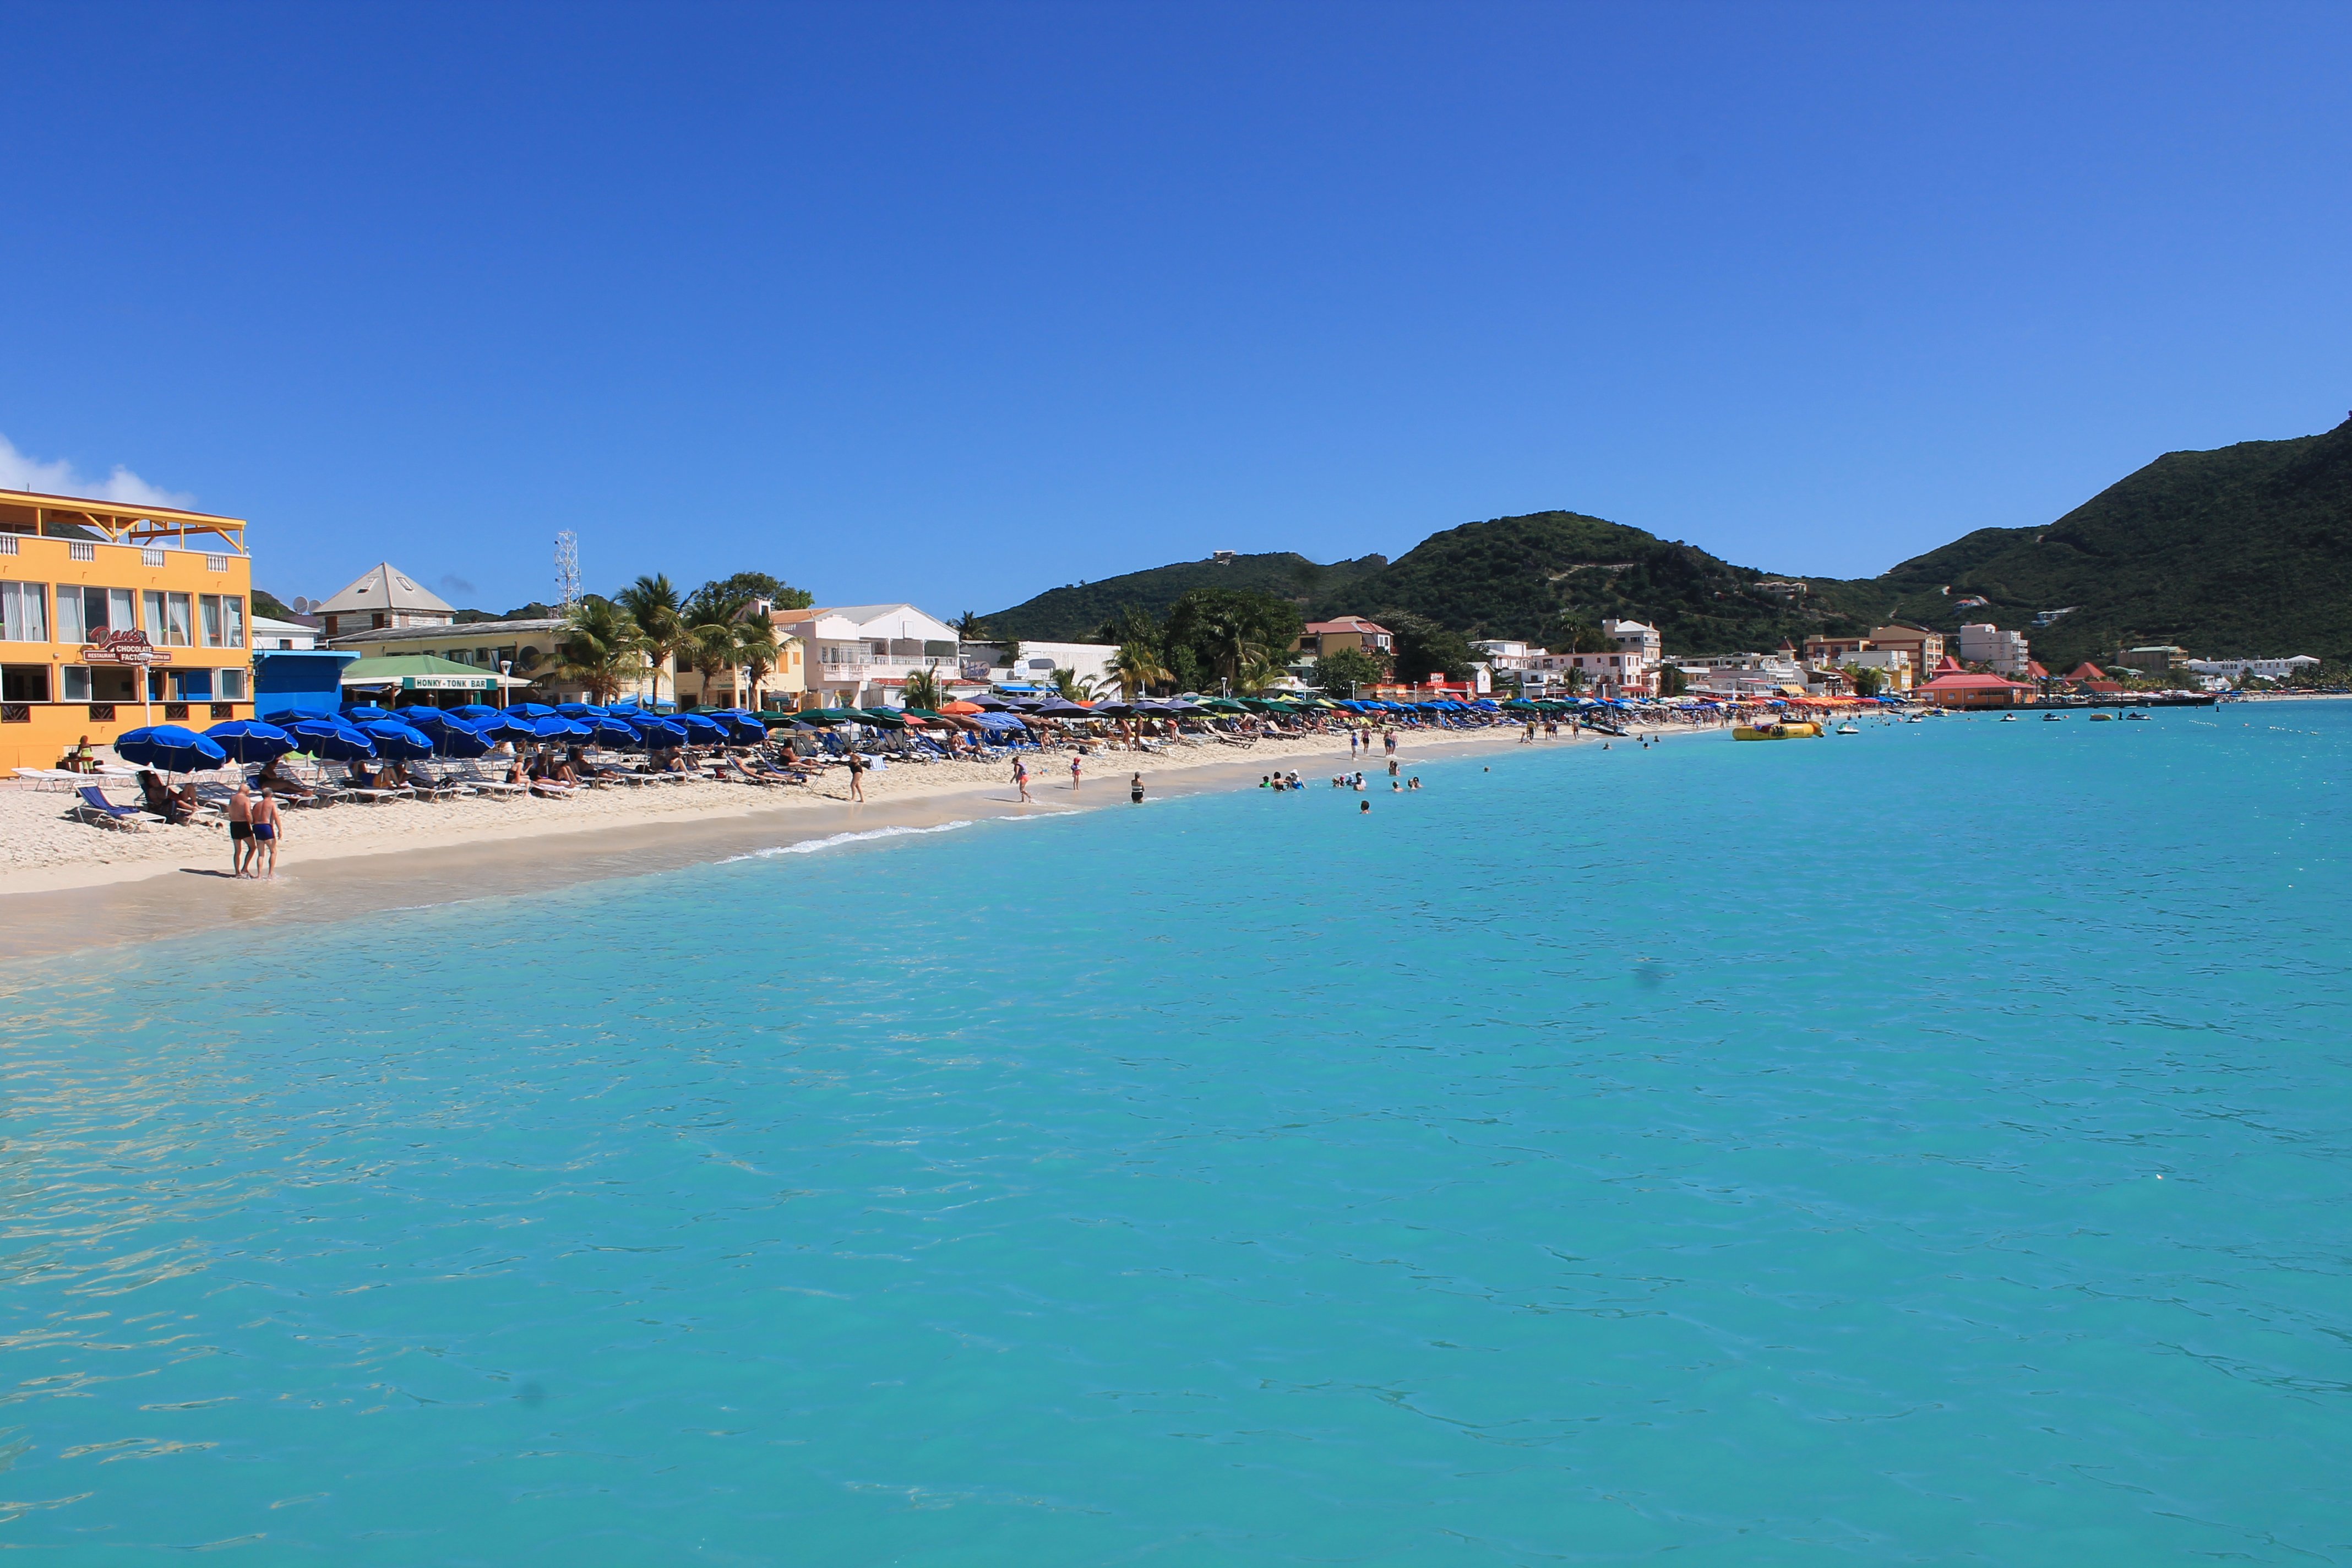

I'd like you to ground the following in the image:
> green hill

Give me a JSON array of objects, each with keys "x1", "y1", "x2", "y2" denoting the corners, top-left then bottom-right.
[
  {"x1": 1312, "y1": 510, "x2": 1883, "y2": 652},
  {"x1": 1864, "y1": 418, "x2": 2352, "y2": 666},
  {"x1": 982, "y1": 551, "x2": 1386, "y2": 640},
  {"x1": 979, "y1": 417, "x2": 2352, "y2": 663}
]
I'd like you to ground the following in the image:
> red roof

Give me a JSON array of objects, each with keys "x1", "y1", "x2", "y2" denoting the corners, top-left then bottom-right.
[
  {"x1": 1305, "y1": 617, "x2": 1389, "y2": 635},
  {"x1": 1932, "y1": 655, "x2": 1966, "y2": 674},
  {"x1": 2066, "y1": 661, "x2": 2106, "y2": 681},
  {"x1": 2025, "y1": 661, "x2": 2050, "y2": 679},
  {"x1": 1920, "y1": 672, "x2": 2028, "y2": 692}
]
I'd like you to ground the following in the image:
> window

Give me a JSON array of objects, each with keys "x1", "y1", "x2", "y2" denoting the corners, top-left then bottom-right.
[
  {"x1": 0, "y1": 581, "x2": 48, "y2": 643},
  {"x1": 1, "y1": 665, "x2": 52, "y2": 702},
  {"x1": 144, "y1": 591, "x2": 193, "y2": 646},
  {"x1": 193, "y1": 594, "x2": 247, "y2": 647},
  {"x1": 217, "y1": 668, "x2": 248, "y2": 700},
  {"x1": 61, "y1": 666, "x2": 91, "y2": 701}
]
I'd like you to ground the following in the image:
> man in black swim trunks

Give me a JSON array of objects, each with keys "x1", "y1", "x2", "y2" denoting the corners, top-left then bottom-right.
[{"x1": 227, "y1": 780, "x2": 255, "y2": 878}]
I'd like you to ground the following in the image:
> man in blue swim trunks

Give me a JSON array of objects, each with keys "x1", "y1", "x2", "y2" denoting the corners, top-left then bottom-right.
[{"x1": 251, "y1": 786, "x2": 284, "y2": 881}]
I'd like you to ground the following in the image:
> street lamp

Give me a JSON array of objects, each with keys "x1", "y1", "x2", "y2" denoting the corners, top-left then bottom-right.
[{"x1": 499, "y1": 660, "x2": 513, "y2": 711}]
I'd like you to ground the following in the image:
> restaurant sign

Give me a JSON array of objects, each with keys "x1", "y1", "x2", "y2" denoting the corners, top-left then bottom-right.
[
  {"x1": 80, "y1": 629, "x2": 172, "y2": 666},
  {"x1": 402, "y1": 674, "x2": 495, "y2": 691}
]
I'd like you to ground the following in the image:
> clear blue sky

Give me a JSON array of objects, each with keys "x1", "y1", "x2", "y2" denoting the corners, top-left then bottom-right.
[{"x1": 4, "y1": 2, "x2": 2347, "y2": 618}]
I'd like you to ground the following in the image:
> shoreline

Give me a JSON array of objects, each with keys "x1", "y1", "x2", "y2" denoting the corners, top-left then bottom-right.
[{"x1": 0, "y1": 722, "x2": 1598, "y2": 958}]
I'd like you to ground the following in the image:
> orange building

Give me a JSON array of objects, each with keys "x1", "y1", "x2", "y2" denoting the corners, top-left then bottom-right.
[{"x1": 0, "y1": 487, "x2": 255, "y2": 774}]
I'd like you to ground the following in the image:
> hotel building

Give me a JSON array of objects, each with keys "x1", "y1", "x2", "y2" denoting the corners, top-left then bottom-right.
[{"x1": 0, "y1": 487, "x2": 255, "y2": 775}]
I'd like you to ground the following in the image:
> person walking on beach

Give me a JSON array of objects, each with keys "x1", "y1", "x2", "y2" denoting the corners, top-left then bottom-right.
[
  {"x1": 1012, "y1": 756, "x2": 1031, "y2": 803},
  {"x1": 846, "y1": 750, "x2": 867, "y2": 803},
  {"x1": 226, "y1": 780, "x2": 255, "y2": 878},
  {"x1": 249, "y1": 786, "x2": 283, "y2": 881},
  {"x1": 1069, "y1": 753, "x2": 1082, "y2": 792},
  {"x1": 1130, "y1": 771, "x2": 1145, "y2": 804},
  {"x1": 1384, "y1": 728, "x2": 1397, "y2": 756}
]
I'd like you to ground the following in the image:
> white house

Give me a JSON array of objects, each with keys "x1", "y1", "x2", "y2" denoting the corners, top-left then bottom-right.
[
  {"x1": 2180, "y1": 655, "x2": 2320, "y2": 683},
  {"x1": 1603, "y1": 618, "x2": 1663, "y2": 658},
  {"x1": 249, "y1": 614, "x2": 320, "y2": 651},
  {"x1": 971, "y1": 640, "x2": 1122, "y2": 693},
  {"x1": 774, "y1": 603, "x2": 963, "y2": 707}
]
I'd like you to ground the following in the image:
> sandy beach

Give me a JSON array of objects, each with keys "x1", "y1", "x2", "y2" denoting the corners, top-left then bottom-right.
[{"x1": 0, "y1": 722, "x2": 1626, "y2": 956}]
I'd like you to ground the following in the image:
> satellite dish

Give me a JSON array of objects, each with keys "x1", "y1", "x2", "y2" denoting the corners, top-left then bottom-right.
[{"x1": 292, "y1": 596, "x2": 312, "y2": 613}]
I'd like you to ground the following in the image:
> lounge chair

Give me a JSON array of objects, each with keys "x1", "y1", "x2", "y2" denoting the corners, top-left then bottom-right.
[
  {"x1": 456, "y1": 762, "x2": 526, "y2": 798},
  {"x1": 73, "y1": 786, "x2": 148, "y2": 831}
]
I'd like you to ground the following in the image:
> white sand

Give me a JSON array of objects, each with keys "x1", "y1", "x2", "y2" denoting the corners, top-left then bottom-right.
[{"x1": 0, "y1": 725, "x2": 1589, "y2": 898}]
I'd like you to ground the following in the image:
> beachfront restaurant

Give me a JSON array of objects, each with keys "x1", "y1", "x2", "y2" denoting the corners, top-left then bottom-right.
[
  {"x1": 339, "y1": 652, "x2": 532, "y2": 708},
  {"x1": 0, "y1": 486, "x2": 257, "y2": 776},
  {"x1": 1918, "y1": 670, "x2": 2034, "y2": 709}
]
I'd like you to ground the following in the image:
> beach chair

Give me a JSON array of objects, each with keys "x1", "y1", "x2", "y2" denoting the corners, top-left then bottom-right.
[
  {"x1": 73, "y1": 786, "x2": 148, "y2": 831},
  {"x1": 456, "y1": 762, "x2": 526, "y2": 799}
]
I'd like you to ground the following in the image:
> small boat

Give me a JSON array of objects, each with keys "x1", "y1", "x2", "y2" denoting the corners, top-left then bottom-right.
[
  {"x1": 2043, "y1": 712, "x2": 2064, "y2": 722},
  {"x1": 2089, "y1": 712, "x2": 2114, "y2": 722},
  {"x1": 1836, "y1": 722, "x2": 1859, "y2": 734},
  {"x1": 2125, "y1": 711, "x2": 2152, "y2": 721},
  {"x1": 1733, "y1": 720, "x2": 1825, "y2": 741},
  {"x1": 2000, "y1": 713, "x2": 2018, "y2": 723}
]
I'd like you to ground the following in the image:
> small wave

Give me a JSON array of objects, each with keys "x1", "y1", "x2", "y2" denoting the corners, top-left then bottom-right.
[{"x1": 728, "y1": 821, "x2": 978, "y2": 861}]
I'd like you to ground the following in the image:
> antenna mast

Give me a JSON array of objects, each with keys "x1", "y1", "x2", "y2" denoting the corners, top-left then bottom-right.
[{"x1": 554, "y1": 530, "x2": 581, "y2": 609}]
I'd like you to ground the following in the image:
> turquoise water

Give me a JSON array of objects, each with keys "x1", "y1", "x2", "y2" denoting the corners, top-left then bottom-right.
[{"x1": 5, "y1": 708, "x2": 2350, "y2": 1564}]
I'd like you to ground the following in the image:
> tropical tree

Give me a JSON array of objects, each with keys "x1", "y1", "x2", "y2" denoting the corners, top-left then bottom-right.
[
  {"x1": 553, "y1": 596, "x2": 649, "y2": 704},
  {"x1": 1656, "y1": 662, "x2": 1690, "y2": 698},
  {"x1": 1163, "y1": 589, "x2": 1302, "y2": 690},
  {"x1": 902, "y1": 667, "x2": 947, "y2": 710},
  {"x1": 700, "y1": 570, "x2": 812, "y2": 610},
  {"x1": 616, "y1": 574, "x2": 688, "y2": 705},
  {"x1": 954, "y1": 611, "x2": 994, "y2": 643},
  {"x1": 1312, "y1": 646, "x2": 1384, "y2": 696},
  {"x1": 1232, "y1": 650, "x2": 1292, "y2": 696},
  {"x1": 1104, "y1": 639, "x2": 1173, "y2": 700},
  {"x1": 1841, "y1": 662, "x2": 1884, "y2": 698},
  {"x1": 1050, "y1": 667, "x2": 1101, "y2": 701},
  {"x1": 729, "y1": 616, "x2": 780, "y2": 711}
]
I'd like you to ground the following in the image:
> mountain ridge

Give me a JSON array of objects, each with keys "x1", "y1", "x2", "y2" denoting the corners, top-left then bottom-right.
[{"x1": 982, "y1": 419, "x2": 2352, "y2": 666}]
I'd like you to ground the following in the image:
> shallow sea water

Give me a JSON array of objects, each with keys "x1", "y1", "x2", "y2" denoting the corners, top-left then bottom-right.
[{"x1": 4, "y1": 707, "x2": 2349, "y2": 1565}]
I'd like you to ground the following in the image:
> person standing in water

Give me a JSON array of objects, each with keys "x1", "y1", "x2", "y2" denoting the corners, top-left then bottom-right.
[{"x1": 1129, "y1": 771, "x2": 1145, "y2": 804}]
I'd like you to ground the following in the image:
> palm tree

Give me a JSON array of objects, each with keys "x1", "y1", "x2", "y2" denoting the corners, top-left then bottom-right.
[
  {"x1": 616, "y1": 574, "x2": 687, "y2": 705},
  {"x1": 733, "y1": 616, "x2": 780, "y2": 711},
  {"x1": 553, "y1": 597, "x2": 649, "y2": 704},
  {"x1": 953, "y1": 611, "x2": 993, "y2": 643},
  {"x1": 1197, "y1": 607, "x2": 1265, "y2": 690},
  {"x1": 1233, "y1": 650, "x2": 1291, "y2": 696},
  {"x1": 902, "y1": 667, "x2": 946, "y2": 710},
  {"x1": 1050, "y1": 667, "x2": 1099, "y2": 701},
  {"x1": 1104, "y1": 640, "x2": 1172, "y2": 701}
]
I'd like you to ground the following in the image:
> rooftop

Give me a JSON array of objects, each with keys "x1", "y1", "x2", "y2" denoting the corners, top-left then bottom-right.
[{"x1": 316, "y1": 562, "x2": 455, "y2": 617}]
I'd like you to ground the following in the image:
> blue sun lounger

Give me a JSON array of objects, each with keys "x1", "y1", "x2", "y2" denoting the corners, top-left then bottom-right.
[{"x1": 74, "y1": 786, "x2": 148, "y2": 831}]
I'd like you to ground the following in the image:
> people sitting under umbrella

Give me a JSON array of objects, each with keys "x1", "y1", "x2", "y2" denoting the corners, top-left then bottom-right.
[
  {"x1": 138, "y1": 770, "x2": 201, "y2": 824},
  {"x1": 255, "y1": 755, "x2": 313, "y2": 798}
]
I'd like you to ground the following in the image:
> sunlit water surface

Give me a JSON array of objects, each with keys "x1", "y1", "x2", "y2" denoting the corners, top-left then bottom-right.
[{"x1": 4, "y1": 707, "x2": 2349, "y2": 1565}]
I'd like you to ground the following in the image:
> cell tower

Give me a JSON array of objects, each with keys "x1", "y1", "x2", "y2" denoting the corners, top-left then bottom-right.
[{"x1": 554, "y1": 530, "x2": 581, "y2": 608}]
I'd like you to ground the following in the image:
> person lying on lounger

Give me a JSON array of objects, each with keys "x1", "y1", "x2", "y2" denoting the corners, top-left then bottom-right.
[
  {"x1": 138, "y1": 770, "x2": 200, "y2": 824},
  {"x1": 255, "y1": 756, "x2": 314, "y2": 797}
]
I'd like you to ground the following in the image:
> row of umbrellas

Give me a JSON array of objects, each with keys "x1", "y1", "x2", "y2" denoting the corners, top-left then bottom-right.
[{"x1": 112, "y1": 701, "x2": 780, "y2": 772}]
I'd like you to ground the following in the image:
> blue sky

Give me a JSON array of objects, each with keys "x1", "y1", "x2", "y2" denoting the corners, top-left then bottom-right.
[{"x1": 3, "y1": 2, "x2": 2347, "y2": 618}]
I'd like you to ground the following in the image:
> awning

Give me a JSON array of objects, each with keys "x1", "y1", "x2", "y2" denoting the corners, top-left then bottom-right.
[{"x1": 339, "y1": 654, "x2": 533, "y2": 690}]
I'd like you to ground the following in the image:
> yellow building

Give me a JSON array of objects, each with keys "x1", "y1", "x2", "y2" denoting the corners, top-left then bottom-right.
[{"x1": 0, "y1": 487, "x2": 255, "y2": 775}]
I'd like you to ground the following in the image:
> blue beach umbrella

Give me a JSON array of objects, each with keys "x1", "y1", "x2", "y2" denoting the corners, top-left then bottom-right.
[
  {"x1": 448, "y1": 704, "x2": 503, "y2": 721},
  {"x1": 283, "y1": 718, "x2": 378, "y2": 762},
  {"x1": 582, "y1": 716, "x2": 640, "y2": 746},
  {"x1": 631, "y1": 717, "x2": 689, "y2": 747},
  {"x1": 358, "y1": 720, "x2": 437, "y2": 761},
  {"x1": 507, "y1": 703, "x2": 559, "y2": 719},
  {"x1": 341, "y1": 704, "x2": 398, "y2": 723},
  {"x1": 428, "y1": 719, "x2": 494, "y2": 759},
  {"x1": 711, "y1": 713, "x2": 767, "y2": 743},
  {"x1": 203, "y1": 719, "x2": 296, "y2": 763},
  {"x1": 672, "y1": 712, "x2": 727, "y2": 743},
  {"x1": 555, "y1": 703, "x2": 608, "y2": 719},
  {"x1": 115, "y1": 725, "x2": 230, "y2": 773},
  {"x1": 526, "y1": 715, "x2": 593, "y2": 741}
]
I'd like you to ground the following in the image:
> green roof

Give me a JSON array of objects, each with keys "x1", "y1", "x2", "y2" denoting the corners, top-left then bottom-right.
[{"x1": 340, "y1": 654, "x2": 507, "y2": 691}]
